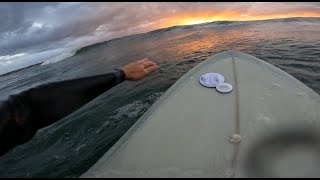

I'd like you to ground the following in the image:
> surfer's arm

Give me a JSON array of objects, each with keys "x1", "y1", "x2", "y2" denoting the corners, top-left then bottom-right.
[
  {"x1": 0, "y1": 70, "x2": 126, "y2": 157},
  {"x1": 0, "y1": 58, "x2": 158, "y2": 157}
]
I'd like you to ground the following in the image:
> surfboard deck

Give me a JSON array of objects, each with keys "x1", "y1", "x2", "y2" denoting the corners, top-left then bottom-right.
[{"x1": 81, "y1": 50, "x2": 320, "y2": 178}]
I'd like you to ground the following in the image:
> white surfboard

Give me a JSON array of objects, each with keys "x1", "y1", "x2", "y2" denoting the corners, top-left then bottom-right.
[{"x1": 81, "y1": 50, "x2": 320, "y2": 178}]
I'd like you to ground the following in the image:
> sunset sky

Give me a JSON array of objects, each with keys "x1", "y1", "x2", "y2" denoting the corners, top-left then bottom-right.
[{"x1": 0, "y1": 2, "x2": 319, "y2": 70}]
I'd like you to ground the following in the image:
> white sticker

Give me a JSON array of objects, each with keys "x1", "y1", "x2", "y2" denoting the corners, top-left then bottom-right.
[
  {"x1": 199, "y1": 73, "x2": 225, "y2": 88},
  {"x1": 216, "y1": 83, "x2": 233, "y2": 93}
]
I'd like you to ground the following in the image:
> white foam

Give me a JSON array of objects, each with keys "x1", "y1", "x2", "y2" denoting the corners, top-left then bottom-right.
[
  {"x1": 110, "y1": 92, "x2": 164, "y2": 120},
  {"x1": 0, "y1": 53, "x2": 26, "y2": 62},
  {"x1": 102, "y1": 121, "x2": 110, "y2": 127},
  {"x1": 40, "y1": 48, "x2": 77, "y2": 65},
  {"x1": 147, "y1": 92, "x2": 164, "y2": 101},
  {"x1": 0, "y1": 48, "x2": 76, "y2": 75},
  {"x1": 110, "y1": 100, "x2": 149, "y2": 120},
  {"x1": 95, "y1": 129, "x2": 102, "y2": 134},
  {"x1": 76, "y1": 144, "x2": 88, "y2": 152}
]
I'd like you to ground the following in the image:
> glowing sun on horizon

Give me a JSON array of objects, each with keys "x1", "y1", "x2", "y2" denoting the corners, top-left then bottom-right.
[
  {"x1": 161, "y1": 11, "x2": 320, "y2": 27},
  {"x1": 182, "y1": 19, "x2": 215, "y2": 25},
  {"x1": 172, "y1": 17, "x2": 225, "y2": 26}
]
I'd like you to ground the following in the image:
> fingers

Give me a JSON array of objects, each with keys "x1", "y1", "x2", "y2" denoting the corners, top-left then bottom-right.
[
  {"x1": 145, "y1": 63, "x2": 159, "y2": 74},
  {"x1": 136, "y1": 58, "x2": 158, "y2": 68},
  {"x1": 142, "y1": 60, "x2": 157, "y2": 68},
  {"x1": 133, "y1": 57, "x2": 159, "y2": 76}
]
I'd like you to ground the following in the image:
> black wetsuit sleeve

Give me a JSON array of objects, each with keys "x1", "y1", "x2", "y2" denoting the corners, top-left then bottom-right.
[{"x1": 0, "y1": 70, "x2": 126, "y2": 157}]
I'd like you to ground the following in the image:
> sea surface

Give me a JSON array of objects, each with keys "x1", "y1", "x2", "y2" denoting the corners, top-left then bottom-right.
[{"x1": 0, "y1": 17, "x2": 319, "y2": 177}]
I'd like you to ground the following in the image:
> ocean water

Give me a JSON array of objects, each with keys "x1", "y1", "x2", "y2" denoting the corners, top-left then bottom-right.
[{"x1": 0, "y1": 17, "x2": 319, "y2": 177}]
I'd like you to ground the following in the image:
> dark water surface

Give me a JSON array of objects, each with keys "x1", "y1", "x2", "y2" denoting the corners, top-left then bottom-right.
[{"x1": 0, "y1": 17, "x2": 319, "y2": 177}]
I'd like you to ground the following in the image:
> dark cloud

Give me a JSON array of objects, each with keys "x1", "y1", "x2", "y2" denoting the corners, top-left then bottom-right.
[{"x1": 0, "y1": 2, "x2": 319, "y2": 56}]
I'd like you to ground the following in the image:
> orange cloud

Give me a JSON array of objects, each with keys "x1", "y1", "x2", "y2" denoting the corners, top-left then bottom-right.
[
  {"x1": 132, "y1": 2, "x2": 320, "y2": 28},
  {"x1": 159, "y1": 11, "x2": 320, "y2": 27}
]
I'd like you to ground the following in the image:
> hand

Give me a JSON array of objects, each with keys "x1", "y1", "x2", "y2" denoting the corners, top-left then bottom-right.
[{"x1": 121, "y1": 58, "x2": 159, "y2": 81}]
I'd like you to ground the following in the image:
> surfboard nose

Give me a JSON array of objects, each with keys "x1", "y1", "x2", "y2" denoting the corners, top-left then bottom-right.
[{"x1": 81, "y1": 51, "x2": 320, "y2": 178}]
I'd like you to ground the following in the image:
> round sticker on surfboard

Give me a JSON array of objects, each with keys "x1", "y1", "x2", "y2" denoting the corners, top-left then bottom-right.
[
  {"x1": 199, "y1": 73, "x2": 225, "y2": 88},
  {"x1": 216, "y1": 83, "x2": 233, "y2": 93}
]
